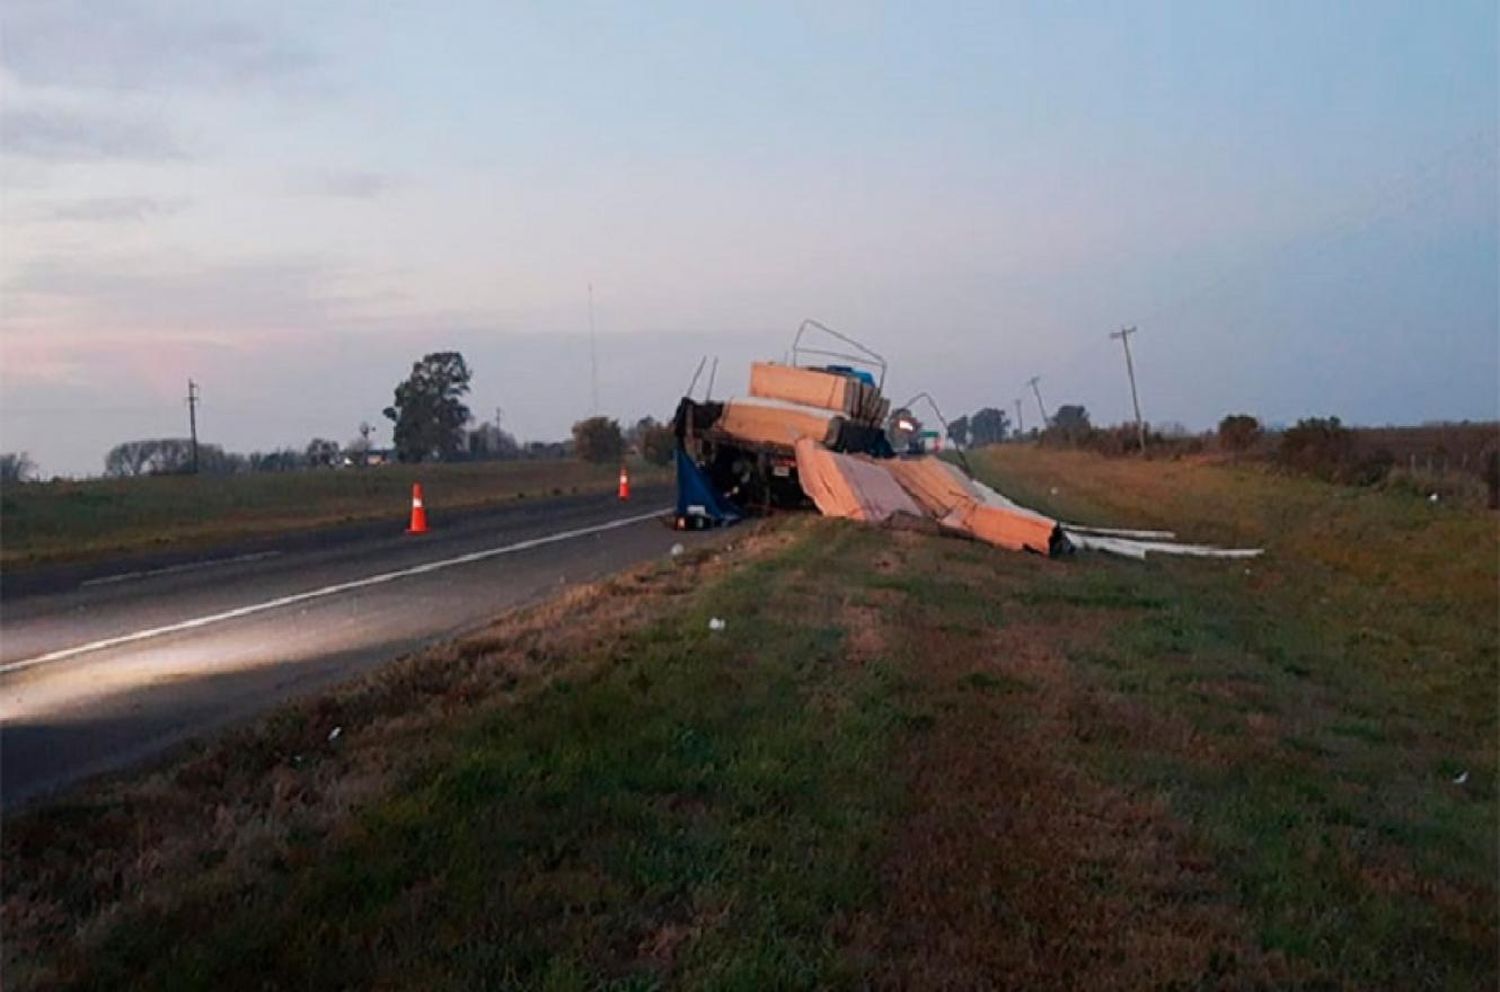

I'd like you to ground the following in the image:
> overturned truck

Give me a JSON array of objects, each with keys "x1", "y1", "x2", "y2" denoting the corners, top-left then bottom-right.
[
  {"x1": 674, "y1": 320, "x2": 1264, "y2": 562},
  {"x1": 672, "y1": 320, "x2": 1071, "y2": 556}
]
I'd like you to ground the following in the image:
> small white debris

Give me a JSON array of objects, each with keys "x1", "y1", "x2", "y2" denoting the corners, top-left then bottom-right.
[
  {"x1": 670, "y1": 543, "x2": 685, "y2": 557},
  {"x1": 327, "y1": 726, "x2": 342, "y2": 742},
  {"x1": 1428, "y1": 493, "x2": 1440, "y2": 503},
  {"x1": 708, "y1": 617, "x2": 726, "y2": 632},
  {"x1": 1453, "y1": 770, "x2": 1469, "y2": 785},
  {"x1": 1049, "y1": 487, "x2": 1059, "y2": 496}
]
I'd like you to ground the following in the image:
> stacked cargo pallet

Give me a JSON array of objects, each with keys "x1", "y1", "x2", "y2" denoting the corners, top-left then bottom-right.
[{"x1": 715, "y1": 363, "x2": 889, "y2": 450}]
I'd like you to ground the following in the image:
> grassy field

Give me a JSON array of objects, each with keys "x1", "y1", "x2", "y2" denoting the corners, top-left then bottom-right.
[
  {"x1": 0, "y1": 459, "x2": 669, "y2": 569},
  {"x1": 5, "y1": 448, "x2": 1495, "y2": 989}
]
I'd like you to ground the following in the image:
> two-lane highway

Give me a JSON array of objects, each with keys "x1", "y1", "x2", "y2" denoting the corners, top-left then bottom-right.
[{"x1": 1, "y1": 486, "x2": 706, "y2": 807}]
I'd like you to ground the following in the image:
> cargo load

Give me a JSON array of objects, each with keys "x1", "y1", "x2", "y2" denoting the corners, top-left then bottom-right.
[
  {"x1": 716, "y1": 396, "x2": 845, "y2": 449},
  {"x1": 749, "y1": 363, "x2": 884, "y2": 422},
  {"x1": 793, "y1": 439, "x2": 923, "y2": 524}
]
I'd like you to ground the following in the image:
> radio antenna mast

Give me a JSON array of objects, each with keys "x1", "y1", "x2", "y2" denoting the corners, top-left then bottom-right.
[{"x1": 588, "y1": 282, "x2": 599, "y2": 415}]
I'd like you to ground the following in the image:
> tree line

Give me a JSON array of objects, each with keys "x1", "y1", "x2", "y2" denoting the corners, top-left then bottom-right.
[
  {"x1": 61, "y1": 350, "x2": 677, "y2": 479},
  {"x1": 944, "y1": 404, "x2": 1124, "y2": 448}
]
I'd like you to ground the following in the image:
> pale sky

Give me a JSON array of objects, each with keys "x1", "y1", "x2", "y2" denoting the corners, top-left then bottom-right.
[{"x1": 2, "y1": 1, "x2": 1496, "y2": 477}]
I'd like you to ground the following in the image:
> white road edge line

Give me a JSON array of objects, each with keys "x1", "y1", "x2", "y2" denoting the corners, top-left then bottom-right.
[
  {"x1": 79, "y1": 551, "x2": 284, "y2": 588},
  {"x1": 1, "y1": 508, "x2": 669, "y2": 676}
]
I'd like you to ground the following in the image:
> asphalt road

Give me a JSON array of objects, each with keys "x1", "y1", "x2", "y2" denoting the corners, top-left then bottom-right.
[{"x1": 0, "y1": 485, "x2": 705, "y2": 808}]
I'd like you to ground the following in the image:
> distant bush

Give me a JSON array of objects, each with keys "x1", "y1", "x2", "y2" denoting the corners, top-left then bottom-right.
[
  {"x1": 572, "y1": 417, "x2": 624, "y2": 464},
  {"x1": 1276, "y1": 416, "x2": 1395, "y2": 484},
  {"x1": 1049, "y1": 405, "x2": 1092, "y2": 444},
  {"x1": 1279, "y1": 417, "x2": 1353, "y2": 475},
  {"x1": 1218, "y1": 414, "x2": 1261, "y2": 453},
  {"x1": 640, "y1": 424, "x2": 675, "y2": 465}
]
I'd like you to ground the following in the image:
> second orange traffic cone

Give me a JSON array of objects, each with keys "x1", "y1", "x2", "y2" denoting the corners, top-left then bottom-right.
[
  {"x1": 618, "y1": 464, "x2": 630, "y2": 501},
  {"x1": 407, "y1": 482, "x2": 428, "y2": 534}
]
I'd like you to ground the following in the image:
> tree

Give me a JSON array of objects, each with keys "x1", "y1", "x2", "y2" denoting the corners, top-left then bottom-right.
[
  {"x1": 969, "y1": 407, "x2": 1011, "y2": 446},
  {"x1": 105, "y1": 440, "x2": 152, "y2": 476},
  {"x1": 1218, "y1": 414, "x2": 1261, "y2": 453},
  {"x1": 467, "y1": 423, "x2": 520, "y2": 460},
  {"x1": 195, "y1": 444, "x2": 242, "y2": 475},
  {"x1": 104, "y1": 438, "x2": 197, "y2": 476},
  {"x1": 1279, "y1": 416, "x2": 1353, "y2": 478},
  {"x1": 305, "y1": 438, "x2": 340, "y2": 468},
  {"x1": 1051, "y1": 405, "x2": 1092, "y2": 443},
  {"x1": 572, "y1": 416, "x2": 624, "y2": 464},
  {"x1": 946, "y1": 415, "x2": 970, "y2": 448},
  {"x1": 0, "y1": 452, "x2": 36, "y2": 484},
  {"x1": 383, "y1": 352, "x2": 473, "y2": 462},
  {"x1": 626, "y1": 416, "x2": 655, "y2": 450},
  {"x1": 640, "y1": 421, "x2": 676, "y2": 465},
  {"x1": 249, "y1": 448, "x2": 305, "y2": 472}
]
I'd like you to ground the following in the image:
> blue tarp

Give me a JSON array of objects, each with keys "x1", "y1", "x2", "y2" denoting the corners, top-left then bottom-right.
[{"x1": 675, "y1": 448, "x2": 743, "y2": 525}]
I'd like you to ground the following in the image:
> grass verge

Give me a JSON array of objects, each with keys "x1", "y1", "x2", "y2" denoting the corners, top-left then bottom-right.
[{"x1": 5, "y1": 448, "x2": 1494, "y2": 989}]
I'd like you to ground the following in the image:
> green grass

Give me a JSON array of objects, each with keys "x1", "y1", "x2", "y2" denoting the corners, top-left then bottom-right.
[
  {"x1": 60, "y1": 525, "x2": 913, "y2": 990},
  {"x1": 970, "y1": 446, "x2": 1498, "y2": 988},
  {"x1": 8, "y1": 448, "x2": 1495, "y2": 989},
  {"x1": 0, "y1": 459, "x2": 669, "y2": 568}
]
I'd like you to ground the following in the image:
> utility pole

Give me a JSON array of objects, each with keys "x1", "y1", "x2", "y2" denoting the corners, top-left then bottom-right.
[
  {"x1": 1109, "y1": 326, "x2": 1146, "y2": 454},
  {"x1": 1014, "y1": 398, "x2": 1024, "y2": 438},
  {"x1": 1026, "y1": 376, "x2": 1048, "y2": 428},
  {"x1": 587, "y1": 282, "x2": 599, "y2": 416},
  {"x1": 185, "y1": 379, "x2": 200, "y2": 474}
]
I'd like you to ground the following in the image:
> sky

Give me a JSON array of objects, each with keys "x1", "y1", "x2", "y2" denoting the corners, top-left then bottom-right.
[{"x1": 1, "y1": 0, "x2": 1496, "y2": 477}]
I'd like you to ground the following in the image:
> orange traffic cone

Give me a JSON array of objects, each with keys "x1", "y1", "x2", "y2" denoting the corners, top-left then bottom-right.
[
  {"x1": 407, "y1": 482, "x2": 428, "y2": 534},
  {"x1": 618, "y1": 464, "x2": 631, "y2": 501}
]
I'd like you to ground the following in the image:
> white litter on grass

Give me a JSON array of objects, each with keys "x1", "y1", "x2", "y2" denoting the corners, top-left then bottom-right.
[
  {"x1": 327, "y1": 726, "x2": 342, "y2": 742},
  {"x1": 708, "y1": 617, "x2": 727, "y2": 632},
  {"x1": 1453, "y1": 770, "x2": 1469, "y2": 785},
  {"x1": 670, "y1": 543, "x2": 685, "y2": 557},
  {"x1": 1429, "y1": 493, "x2": 1440, "y2": 503},
  {"x1": 1064, "y1": 531, "x2": 1264, "y2": 560}
]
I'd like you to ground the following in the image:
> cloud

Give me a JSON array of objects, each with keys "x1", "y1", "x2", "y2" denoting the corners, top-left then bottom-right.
[
  {"x1": 0, "y1": 0, "x2": 315, "y2": 92},
  {"x1": 3, "y1": 255, "x2": 342, "y2": 334},
  {"x1": 288, "y1": 170, "x2": 393, "y2": 200},
  {"x1": 38, "y1": 196, "x2": 187, "y2": 223},
  {"x1": 0, "y1": 106, "x2": 182, "y2": 161}
]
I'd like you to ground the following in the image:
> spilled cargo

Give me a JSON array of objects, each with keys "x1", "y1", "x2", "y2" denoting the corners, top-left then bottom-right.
[{"x1": 673, "y1": 319, "x2": 1261, "y2": 561}]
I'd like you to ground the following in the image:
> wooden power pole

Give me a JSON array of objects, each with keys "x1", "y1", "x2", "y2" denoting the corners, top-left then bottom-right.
[
  {"x1": 186, "y1": 379, "x2": 200, "y2": 474},
  {"x1": 1026, "y1": 376, "x2": 1048, "y2": 428},
  {"x1": 1014, "y1": 398, "x2": 1024, "y2": 438},
  {"x1": 1109, "y1": 326, "x2": 1146, "y2": 454}
]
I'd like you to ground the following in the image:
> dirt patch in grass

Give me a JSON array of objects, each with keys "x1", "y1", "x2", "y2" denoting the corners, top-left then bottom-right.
[{"x1": 864, "y1": 610, "x2": 1274, "y2": 989}]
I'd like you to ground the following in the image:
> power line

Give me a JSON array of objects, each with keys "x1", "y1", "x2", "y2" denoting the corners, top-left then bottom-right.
[{"x1": 1108, "y1": 326, "x2": 1146, "y2": 454}]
